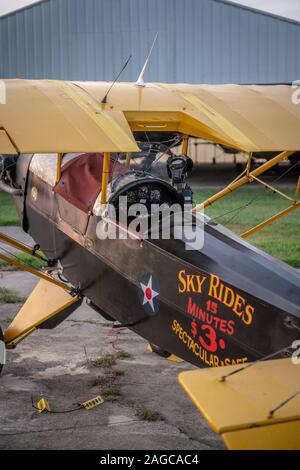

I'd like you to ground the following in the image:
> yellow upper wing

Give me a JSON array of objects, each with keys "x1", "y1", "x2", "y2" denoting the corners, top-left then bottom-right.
[
  {"x1": 0, "y1": 79, "x2": 139, "y2": 153},
  {"x1": 1, "y1": 79, "x2": 300, "y2": 154},
  {"x1": 80, "y1": 82, "x2": 300, "y2": 152}
]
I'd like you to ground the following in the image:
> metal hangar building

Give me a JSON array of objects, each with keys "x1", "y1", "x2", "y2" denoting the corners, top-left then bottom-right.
[{"x1": 0, "y1": 0, "x2": 300, "y2": 84}]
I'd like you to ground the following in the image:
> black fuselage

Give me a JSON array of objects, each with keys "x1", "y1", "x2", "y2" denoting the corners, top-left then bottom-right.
[{"x1": 11, "y1": 154, "x2": 300, "y2": 368}]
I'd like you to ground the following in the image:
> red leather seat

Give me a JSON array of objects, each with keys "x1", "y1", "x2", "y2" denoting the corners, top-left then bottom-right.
[{"x1": 54, "y1": 153, "x2": 127, "y2": 213}]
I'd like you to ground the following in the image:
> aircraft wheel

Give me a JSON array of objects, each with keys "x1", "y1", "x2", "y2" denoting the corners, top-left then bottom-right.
[
  {"x1": 0, "y1": 326, "x2": 5, "y2": 376},
  {"x1": 150, "y1": 343, "x2": 171, "y2": 359}
]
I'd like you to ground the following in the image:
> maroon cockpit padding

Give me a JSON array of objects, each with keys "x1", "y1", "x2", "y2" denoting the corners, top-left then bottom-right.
[{"x1": 54, "y1": 153, "x2": 127, "y2": 214}]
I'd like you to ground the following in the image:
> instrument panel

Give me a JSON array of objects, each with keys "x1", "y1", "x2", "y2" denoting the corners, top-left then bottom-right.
[
  {"x1": 120, "y1": 182, "x2": 178, "y2": 208},
  {"x1": 110, "y1": 180, "x2": 181, "y2": 221}
]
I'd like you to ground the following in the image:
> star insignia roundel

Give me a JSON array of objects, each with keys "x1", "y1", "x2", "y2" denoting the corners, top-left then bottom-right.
[{"x1": 138, "y1": 273, "x2": 160, "y2": 316}]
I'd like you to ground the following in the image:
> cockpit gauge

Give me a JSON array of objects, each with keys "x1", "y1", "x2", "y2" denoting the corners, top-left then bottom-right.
[
  {"x1": 138, "y1": 186, "x2": 149, "y2": 200},
  {"x1": 126, "y1": 190, "x2": 136, "y2": 204},
  {"x1": 150, "y1": 189, "x2": 161, "y2": 203}
]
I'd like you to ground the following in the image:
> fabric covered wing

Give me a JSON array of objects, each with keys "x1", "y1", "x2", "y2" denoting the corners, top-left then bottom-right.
[
  {"x1": 178, "y1": 358, "x2": 300, "y2": 450},
  {"x1": 0, "y1": 80, "x2": 139, "y2": 154},
  {"x1": 1, "y1": 80, "x2": 300, "y2": 153},
  {"x1": 80, "y1": 82, "x2": 300, "y2": 152}
]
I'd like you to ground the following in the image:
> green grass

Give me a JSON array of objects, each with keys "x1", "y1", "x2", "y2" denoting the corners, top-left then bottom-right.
[
  {"x1": 101, "y1": 388, "x2": 121, "y2": 401},
  {"x1": 89, "y1": 351, "x2": 132, "y2": 368},
  {"x1": 111, "y1": 368, "x2": 125, "y2": 377},
  {"x1": 115, "y1": 350, "x2": 132, "y2": 360},
  {"x1": 1, "y1": 189, "x2": 299, "y2": 268},
  {"x1": 0, "y1": 192, "x2": 20, "y2": 226},
  {"x1": 0, "y1": 253, "x2": 46, "y2": 271},
  {"x1": 0, "y1": 287, "x2": 25, "y2": 304},
  {"x1": 194, "y1": 188, "x2": 300, "y2": 268},
  {"x1": 0, "y1": 192, "x2": 46, "y2": 270},
  {"x1": 135, "y1": 405, "x2": 164, "y2": 422},
  {"x1": 90, "y1": 354, "x2": 117, "y2": 368}
]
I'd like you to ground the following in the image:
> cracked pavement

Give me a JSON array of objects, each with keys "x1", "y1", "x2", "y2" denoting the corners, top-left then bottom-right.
[{"x1": 0, "y1": 264, "x2": 224, "y2": 450}]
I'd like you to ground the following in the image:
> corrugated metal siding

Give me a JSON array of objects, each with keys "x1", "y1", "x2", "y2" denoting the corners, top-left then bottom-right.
[{"x1": 0, "y1": 0, "x2": 300, "y2": 83}]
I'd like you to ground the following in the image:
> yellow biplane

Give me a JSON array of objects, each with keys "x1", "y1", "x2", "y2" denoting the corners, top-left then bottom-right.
[{"x1": 0, "y1": 78, "x2": 299, "y2": 450}]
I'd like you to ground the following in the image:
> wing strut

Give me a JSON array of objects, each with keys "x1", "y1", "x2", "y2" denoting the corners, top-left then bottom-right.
[
  {"x1": 193, "y1": 150, "x2": 300, "y2": 238},
  {"x1": 100, "y1": 152, "x2": 111, "y2": 205},
  {"x1": 0, "y1": 231, "x2": 82, "y2": 349}
]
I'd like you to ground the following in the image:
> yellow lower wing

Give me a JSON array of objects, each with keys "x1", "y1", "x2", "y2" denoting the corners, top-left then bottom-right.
[
  {"x1": 223, "y1": 421, "x2": 300, "y2": 450},
  {"x1": 4, "y1": 279, "x2": 81, "y2": 347},
  {"x1": 178, "y1": 358, "x2": 300, "y2": 450}
]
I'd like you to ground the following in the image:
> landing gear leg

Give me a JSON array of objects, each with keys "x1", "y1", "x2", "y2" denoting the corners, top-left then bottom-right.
[
  {"x1": 149, "y1": 343, "x2": 172, "y2": 359},
  {"x1": 0, "y1": 326, "x2": 6, "y2": 375},
  {"x1": 148, "y1": 343, "x2": 185, "y2": 363}
]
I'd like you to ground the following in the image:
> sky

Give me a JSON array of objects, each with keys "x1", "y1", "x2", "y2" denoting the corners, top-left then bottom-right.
[
  {"x1": 0, "y1": 0, "x2": 300, "y2": 22},
  {"x1": 230, "y1": 0, "x2": 300, "y2": 21}
]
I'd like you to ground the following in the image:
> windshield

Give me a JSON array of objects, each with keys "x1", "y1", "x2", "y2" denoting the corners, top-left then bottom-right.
[{"x1": 111, "y1": 134, "x2": 183, "y2": 182}]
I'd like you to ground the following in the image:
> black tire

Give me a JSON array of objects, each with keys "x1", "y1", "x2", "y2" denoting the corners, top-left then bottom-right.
[
  {"x1": 0, "y1": 326, "x2": 5, "y2": 376},
  {"x1": 150, "y1": 343, "x2": 172, "y2": 359}
]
